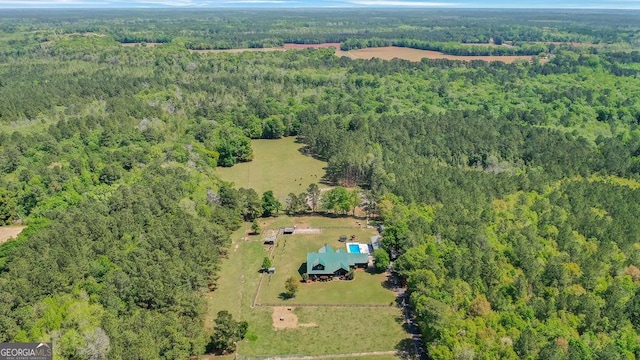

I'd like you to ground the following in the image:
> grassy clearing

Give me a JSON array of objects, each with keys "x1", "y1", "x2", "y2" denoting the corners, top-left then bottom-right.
[
  {"x1": 216, "y1": 137, "x2": 327, "y2": 202},
  {"x1": 204, "y1": 216, "x2": 407, "y2": 358},
  {"x1": 242, "y1": 306, "x2": 407, "y2": 356},
  {"x1": 203, "y1": 225, "x2": 265, "y2": 327},
  {"x1": 258, "y1": 218, "x2": 394, "y2": 305}
]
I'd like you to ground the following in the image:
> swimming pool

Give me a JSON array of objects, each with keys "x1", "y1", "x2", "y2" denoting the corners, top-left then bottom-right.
[{"x1": 348, "y1": 244, "x2": 361, "y2": 253}]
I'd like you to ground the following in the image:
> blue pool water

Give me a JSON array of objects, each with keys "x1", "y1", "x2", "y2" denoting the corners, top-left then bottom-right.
[{"x1": 348, "y1": 244, "x2": 361, "y2": 253}]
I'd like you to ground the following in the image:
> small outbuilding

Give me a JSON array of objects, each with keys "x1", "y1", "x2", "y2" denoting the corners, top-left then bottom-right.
[
  {"x1": 339, "y1": 235, "x2": 348, "y2": 242},
  {"x1": 370, "y1": 235, "x2": 382, "y2": 252},
  {"x1": 268, "y1": 267, "x2": 276, "y2": 274},
  {"x1": 283, "y1": 227, "x2": 295, "y2": 234},
  {"x1": 264, "y1": 236, "x2": 277, "y2": 245}
]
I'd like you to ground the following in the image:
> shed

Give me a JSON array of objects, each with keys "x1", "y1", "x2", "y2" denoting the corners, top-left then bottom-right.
[
  {"x1": 339, "y1": 235, "x2": 348, "y2": 242},
  {"x1": 283, "y1": 227, "x2": 295, "y2": 234},
  {"x1": 370, "y1": 235, "x2": 381, "y2": 250},
  {"x1": 268, "y1": 267, "x2": 276, "y2": 274},
  {"x1": 264, "y1": 236, "x2": 276, "y2": 245}
]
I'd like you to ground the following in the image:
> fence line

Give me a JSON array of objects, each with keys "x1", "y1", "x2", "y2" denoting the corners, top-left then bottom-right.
[
  {"x1": 236, "y1": 350, "x2": 399, "y2": 360},
  {"x1": 251, "y1": 229, "x2": 282, "y2": 308}
]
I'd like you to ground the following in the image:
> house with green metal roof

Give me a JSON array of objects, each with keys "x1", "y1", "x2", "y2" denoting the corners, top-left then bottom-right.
[{"x1": 306, "y1": 244, "x2": 369, "y2": 281}]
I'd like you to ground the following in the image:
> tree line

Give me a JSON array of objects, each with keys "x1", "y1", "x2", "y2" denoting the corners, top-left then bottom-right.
[{"x1": 1, "y1": 9, "x2": 640, "y2": 359}]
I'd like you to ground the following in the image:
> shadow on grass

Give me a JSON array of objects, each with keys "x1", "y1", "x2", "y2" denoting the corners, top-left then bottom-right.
[
  {"x1": 298, "y1": 263, "x2": 307, "y2": 277},
  {"x1": 278, "y1": 292, "x2": 295, "y2": 300},
  {"x1": 382, "y1": 273, "x2": 402, "y2": 291},
  {"x1": 365, "y1": 266, "x2": 380, "y2": 275},
  {"x1": 296, "y1": 143, "x2": 326, "y2": 161},
  {"x1": 395, "y1": 338, "x2": 416, "y2": 360},
  {"x1": 205, "y1": 340, "x2": 235, "y2": 356}
]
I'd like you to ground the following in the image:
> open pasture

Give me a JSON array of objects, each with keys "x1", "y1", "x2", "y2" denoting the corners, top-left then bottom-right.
[{"x1": 216, "y1": 137, "x2": 327, "y2": 201}]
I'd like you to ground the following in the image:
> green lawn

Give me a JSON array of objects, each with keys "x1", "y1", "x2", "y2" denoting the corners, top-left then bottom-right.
[
  {"x1": 203, "y1": 225, "x2": 266, "y2": 327},
  {"x1": 216, "y1": 137, "x2": 328, "y2": 202},
  {"x1": 241, "y1": 306, "x2": 408, "y2": 356},
  {"x1": 257, "y1": 221, "x2": 395, "y2": 305},
  {"x1": 204, "y1": 216, "x2": 408, "y2": 358}
]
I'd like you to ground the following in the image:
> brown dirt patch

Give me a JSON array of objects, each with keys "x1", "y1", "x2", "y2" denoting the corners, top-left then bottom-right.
[
  {"x1": 293, "y1": 228, "x2": 322, "y2": 234},
  {"x1": 342, "y1": 46, "x2": 537, "y2": 64},
  {"x1": 0, "y1": 226, "x2": 25, "y2": 244},
  {"x1": 272, "y1": 306, "x2": 317, "y2": 329},
  {"x1": 260, "y1": 219, "x2": 280, "y2": 228},
  {"x1": 293, "y1": 220, "x2": 310, "y2": 228},
  {"x1": 188, "y1": 44, "x2": 540, "y2": 64}
]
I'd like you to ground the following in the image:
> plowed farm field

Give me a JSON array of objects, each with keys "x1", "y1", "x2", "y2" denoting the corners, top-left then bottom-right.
[
  {"x1": 191, "y1": 44, "x2": 539, "y2": 63},
  {"x1": 336, "y1": 46, "x2": 537, "y2": 63}
]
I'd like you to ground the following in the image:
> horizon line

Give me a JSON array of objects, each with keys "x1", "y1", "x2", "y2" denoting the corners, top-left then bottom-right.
[{"x1": 2, "y1": 6, "x2": 640, "y2": 9}]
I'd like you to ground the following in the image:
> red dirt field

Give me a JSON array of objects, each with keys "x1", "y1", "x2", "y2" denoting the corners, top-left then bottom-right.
[
  {"x1": 189, "y1": 44, "x2": 541, "y2": 64},
  {"x1": 337, "y1": 46, "x2": 538, "y2": 64}
]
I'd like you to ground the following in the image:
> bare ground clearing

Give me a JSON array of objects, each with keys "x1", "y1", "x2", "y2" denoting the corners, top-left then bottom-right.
[
  {"x1": 0, "y1": 226, "x2": 25, "y2": 244},
  {"x1": 337, "y1": 46, "x2": 537, "y2": 63},
  {"x1": 293, "y1": 228, "x2": 322, "y2": 234},
  {"x1": 191, "y1": 44, "x2": 540, "y2": 64},
  {"x1": 272, "y1": 307, "x2": 317, "y2": 329}
]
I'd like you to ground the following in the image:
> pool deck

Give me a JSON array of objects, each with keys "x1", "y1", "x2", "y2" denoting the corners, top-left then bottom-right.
[{"x1": 346, "y1": 242, "x2": 370, "y2": 254}]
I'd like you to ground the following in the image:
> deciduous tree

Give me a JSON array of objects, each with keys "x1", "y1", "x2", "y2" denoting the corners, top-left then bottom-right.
[{"x1": 284, "y1": 276, "x2": 299, "y2": 298}]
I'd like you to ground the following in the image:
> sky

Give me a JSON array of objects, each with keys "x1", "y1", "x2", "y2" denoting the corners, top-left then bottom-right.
[{"x1": 1, "y1": 0, "x2": 640, "y2": 8}]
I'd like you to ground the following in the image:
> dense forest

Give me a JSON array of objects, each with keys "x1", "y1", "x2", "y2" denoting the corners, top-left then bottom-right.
[{"x1": 1, "y1": 8, "x2": 640, "y2": 359}]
